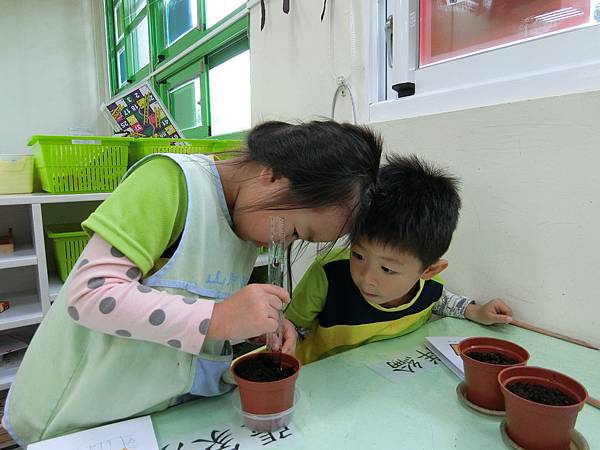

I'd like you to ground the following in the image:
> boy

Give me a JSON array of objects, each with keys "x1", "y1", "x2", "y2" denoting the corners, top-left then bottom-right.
[{"x1": 285, "y1": 154, "x2": 513, "y2": 364}]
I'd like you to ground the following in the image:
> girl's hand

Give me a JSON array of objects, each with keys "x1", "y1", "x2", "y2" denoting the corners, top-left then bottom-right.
[
  {"x1": 465, "y1": 298, "x2": 513, "y2": 325},
  {"x1": 206, "y1": 284, "x2": 290, "y2": 341}
]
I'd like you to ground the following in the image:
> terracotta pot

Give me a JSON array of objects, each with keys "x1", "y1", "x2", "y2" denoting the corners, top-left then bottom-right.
[
  {"x1": 232, "y1": 352, "x2": 301, "y2": 415},
  {"x1": 459, "y1": 337, "x2": 529, "y2": 411},
  {"x1": 498, "y1": 366, "x2": 588, "y2": 450}
]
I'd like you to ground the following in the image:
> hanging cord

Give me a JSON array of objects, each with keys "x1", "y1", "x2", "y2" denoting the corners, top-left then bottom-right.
[
  {"x1": 328, "y1": 0, "x2": 359, "y2": 124},
  {"x1": 331, "y1": 77, "x2": 357, "y2": 124}
]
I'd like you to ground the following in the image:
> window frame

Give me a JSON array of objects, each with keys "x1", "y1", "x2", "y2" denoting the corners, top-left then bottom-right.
[
  {"x1": 106, "y1": 0, "x2": 152, "y2": 89},
  {"x1": 370, "y1": 0, "x2": 600, "y2": 123},
  {"x1": 104, "y1": 0, "x2": 250, "y2": 138}
]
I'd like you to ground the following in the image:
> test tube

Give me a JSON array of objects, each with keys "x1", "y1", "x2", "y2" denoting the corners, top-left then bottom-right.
[{"x1": 266, "y1": 216, "x2": 285, "y2": 353}]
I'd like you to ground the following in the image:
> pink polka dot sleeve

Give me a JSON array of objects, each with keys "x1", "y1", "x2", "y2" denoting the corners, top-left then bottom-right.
[{"x1": 67, "y1": 233, "x2": 215, "y2": 354}]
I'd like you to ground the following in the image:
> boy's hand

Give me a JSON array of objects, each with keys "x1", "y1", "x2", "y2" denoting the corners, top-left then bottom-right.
[
  {"x1": 243, "y1": 318, "x2": 297, "y2": 356},
  {"x1": 207, "y1": 284, "x2": 290, "y2": 341},
  {"x1": 465, "y1": 298, "x2": 513, "y2": 325},
  {"x1": 280, "y1": 319, "x2": 298, "y2": 355}
]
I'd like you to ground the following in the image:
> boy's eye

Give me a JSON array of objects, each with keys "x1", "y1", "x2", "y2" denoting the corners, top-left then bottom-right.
[
  {"x1": 381, "y1": 266, "x2": 397, "y2": 274},
  {"x1": 351, "y1": 251, "x2": 363, "y2": 260}
]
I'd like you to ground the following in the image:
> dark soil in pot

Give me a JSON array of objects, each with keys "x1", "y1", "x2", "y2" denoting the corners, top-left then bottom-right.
[
  {"x1": 507, "y1": 382, "x2": 578, "y2": 406},
  {"x1": 234, "y1": 353, "x2": 295, "y2": 382},
  {"x1": 467, "y1": 351, "x2": 518, "y2": 365}
]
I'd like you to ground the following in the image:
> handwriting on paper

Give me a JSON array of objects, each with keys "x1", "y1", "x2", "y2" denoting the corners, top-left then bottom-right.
[
  {"x1": 161, "y1": 424, "x2": 298, "y2": 450},
  {"x1": 368, "y1": 347, "x2": 441, "y2": 383}
]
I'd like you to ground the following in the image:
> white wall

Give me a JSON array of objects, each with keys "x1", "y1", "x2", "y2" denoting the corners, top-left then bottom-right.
[
  {"x1": 249, "y1": 0, "x2": 600, "y2": 344},
  {"x1": 250, "y1": 0, "x2": 365, "y2": 124},
  {"x1": 0, "y1": 0, "x2": 110, "y2": 155}
]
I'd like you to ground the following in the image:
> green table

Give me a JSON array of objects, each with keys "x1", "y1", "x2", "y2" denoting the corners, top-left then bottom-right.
[{"x1": 152, "y1": 318, "x2": 600, "y2": 449}]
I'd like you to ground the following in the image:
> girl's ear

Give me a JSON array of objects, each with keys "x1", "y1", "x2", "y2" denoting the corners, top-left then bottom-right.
[
  {"x1": 259, "y1": 166, "x2": 282, "y2": 183},
  {"x1": 421, "y1": 259, "x2": 448, "y2": 280}
]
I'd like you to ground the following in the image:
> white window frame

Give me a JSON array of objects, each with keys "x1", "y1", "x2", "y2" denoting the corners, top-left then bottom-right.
[{"x1": 370, "y1": 1, "x2": 600, "y2": 123}]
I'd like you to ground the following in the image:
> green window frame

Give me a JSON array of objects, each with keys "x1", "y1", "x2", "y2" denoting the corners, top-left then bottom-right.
[
  {"x1": 104, "y1": 0, "x2": 249, "y2": 138},
  {"x1": 106, "y1": 0, "x2": 152, "y2": 88}
]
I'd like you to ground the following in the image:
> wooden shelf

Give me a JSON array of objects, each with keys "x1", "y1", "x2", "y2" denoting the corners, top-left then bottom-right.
[
  {"x1": 0, "y1": 246, "x2": 37, "y2": 270},
  {"x1": 0, "y1": 292, "x2": 43, "y2": 331},
  {"x1": 0, "y1": 390, "x2": 16, "y2": 447}
]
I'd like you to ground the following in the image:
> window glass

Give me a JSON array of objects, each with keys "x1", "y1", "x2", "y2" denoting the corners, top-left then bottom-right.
[
  {"x1": 209, "y1": 50, "x2": 250, "y2": 136},
  {"x1": 205, "y1": 0, "x2": 245, "y2": 29},
  {"x1": 420, "y1": 0, "x2": 597, "y2": 67},
  {"x1": 132, "y1": 16, "x2": 150, "y2": 72},
  {"x1": 128, "y1": 0, "x2": 147, "y2": 21},
  {"x1": 114, "y1": 0, "x2": 124, "y2": 41},
  {"x1": 117, "y1": 47, "x2": 127, "y2": 86},
  {"x1": 165, "y1": 0, "x2": 198, "y2": 45},
  {"x1": 169, "y1": 78, "x2": 203, "y2": 130}
]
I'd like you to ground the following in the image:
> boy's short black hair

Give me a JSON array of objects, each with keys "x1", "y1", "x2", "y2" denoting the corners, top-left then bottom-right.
[{"x1": 351, "y1": 154, "x2": 461, "y2": 268}]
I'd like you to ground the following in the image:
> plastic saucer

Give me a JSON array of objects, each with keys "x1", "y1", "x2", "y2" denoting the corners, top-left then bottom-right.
[{"x1": 456, "y1": 381, "x2": 505, "y2": 417}]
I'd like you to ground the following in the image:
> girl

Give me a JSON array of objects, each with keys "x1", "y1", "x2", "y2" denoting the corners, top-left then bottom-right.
[{"x1": 3, "y1": 120, "x2": 382, "y2": 446}]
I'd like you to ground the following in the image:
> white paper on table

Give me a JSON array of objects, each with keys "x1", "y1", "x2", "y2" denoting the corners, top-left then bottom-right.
[
  {"x1": 424, "y1": 336, "x2": 465, "y2": 379},
  {"x1": 29, "y1": 416, "x2": 159, "y2": 450},
  {"x1": 367, "y1": 345, "x2": 442, "y2": 384}
]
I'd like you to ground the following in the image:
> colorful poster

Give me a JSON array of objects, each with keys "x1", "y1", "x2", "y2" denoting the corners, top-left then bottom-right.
[{"x1": 103, "y1": 83, "x2": 183, "y2": 138}]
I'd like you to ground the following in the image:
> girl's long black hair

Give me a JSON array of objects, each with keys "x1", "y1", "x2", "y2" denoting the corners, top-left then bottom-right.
[{"x1": 240, "y1": 120, "x2": 383, "y2": 293}]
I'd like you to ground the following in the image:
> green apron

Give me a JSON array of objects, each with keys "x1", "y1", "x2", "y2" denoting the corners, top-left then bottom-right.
[{"x1": 3, "y1": 154, "x2": 258, "y2": 445}]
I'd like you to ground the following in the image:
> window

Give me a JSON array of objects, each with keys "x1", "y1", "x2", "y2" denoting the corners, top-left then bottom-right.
[
  {"x1": 158, "y1": 34, "x2": 249, "y2": 138},
  {"x1": 107, "y1": 0, "x2": 151, "y2": 87},
  {"x1": 372, "y1": 0, "x2": 600, "y2": 121},
  {"x1": 165, "y1": 0, "x2": 198, "y2": 45},
  {"x1": 169, "y1": 78, "x2": 203, "y2": 131},
  {"x1": 420, "y1": 0, "x2": 592, "y2": 67},
  {"x1": 105, "y1": 0, "x2": 249, "y2": 138},
  {"x1": 208, "y1": 46, "x2": 250, "y2": 136},
  {"x1": 132, "y1": 16, "x2": 150, "y2": 73},
  {"x1": 205, "y1": 0, "x2": 246, "y2": 29}
]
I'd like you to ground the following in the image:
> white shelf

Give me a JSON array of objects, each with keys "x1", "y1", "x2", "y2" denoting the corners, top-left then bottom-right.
[
  {"x1": 0, "y1": 246, "x2": 37, "y2": 269},
  {"x1": 0, "y1": 292, "x2": 44, "y2": 331},
  {"x1": 0, "y1": 192, "x2": 110, "y2": 206},
  {"x1": 0, "y1": 364, "x2": 19, "y2": 391},
  {"x1": 0, "y1": 351, "x2": 25, "y2": 391},
  {"x1": 255, "y1": 253, "x2": 268, "y2": 267}
]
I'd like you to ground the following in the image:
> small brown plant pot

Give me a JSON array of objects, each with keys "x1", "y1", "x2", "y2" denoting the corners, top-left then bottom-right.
[
  {"x1": 499, "y1": 366, "x2": 588, "y2": 450},
  {"x1": 459, "y1": 337, "x2": 529, "y2": 411},
  {"x1": 232, "y1": 352, "x2": 301, "y2": 431}
]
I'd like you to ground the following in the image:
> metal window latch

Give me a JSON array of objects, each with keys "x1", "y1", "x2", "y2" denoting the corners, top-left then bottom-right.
[{"x1": 385, "y1": 14, "x2": 393, "y2": 68}]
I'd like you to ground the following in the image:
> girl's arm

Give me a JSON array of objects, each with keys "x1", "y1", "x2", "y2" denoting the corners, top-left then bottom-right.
[
  {"x1": 68, "y1": 233, "x2": 215, "y2": 354},
  {"x1": 67, "y1": 234, "x2": 290, "y2": 353}
]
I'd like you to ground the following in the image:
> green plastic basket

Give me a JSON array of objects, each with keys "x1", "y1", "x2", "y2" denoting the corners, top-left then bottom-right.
[
  {"x1": 46, "y1": 224, "x2": 90, "y2": 282},
  {"x1": 128, "y1": 138, "x2": 243, "y2": 166},
  {"x1": 29, "y1": 135, "x2": 132, "y2": 193}
]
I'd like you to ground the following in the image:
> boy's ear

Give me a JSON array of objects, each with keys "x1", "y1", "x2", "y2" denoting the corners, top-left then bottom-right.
[{"x1": 420, "y1": 259, "x2": 448, "y2": 280}]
